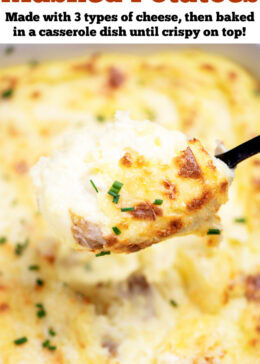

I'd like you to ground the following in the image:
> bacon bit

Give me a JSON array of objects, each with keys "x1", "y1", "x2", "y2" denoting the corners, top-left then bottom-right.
[
  {"x1": 102, "y1": 338, "x2": 118, "y2": 357},
  {"x1": 73, "y1": 53, "x2": 100, "y2": 74},
  {"x1": 8, "y1": 125, "x2": 19, "y2": 137},
  {"x1": 126, "y1": 243, "x2": 142, "y2": 253},
  {"x1": 245, "y1": 274, "x2": 260, "y2": 302},
  {"x1": 163, "y1": 179, "x2": 177, "y2": 200},
  {"x1": 176, "y1": 147, "x2": 202, "y2": 179},
  {"x1": 253, "y1": 159, "x2": 260, "y2": 166},
  {"x1": 0, "y1": 303, "x2": 9, "y2": 312},
  {"x1": 187, "y1": 190, "x2": 212, "y2": 211},
  {"x1": 127, "y1": 274, "x2": 150, "y2": 295},
  {"x1": 43, "y1": 254, "x2": 56, "y2": 265},
  {"x1": 31, "y1": 91, "x2": 41, "y2": 99},
  {"x1": 107, "y1": 67, "x2": 125, "y2": 89},
  {"x1": 130, "y1": 202, "x2": 163, "y2": 221},
  {"x1": 201, "y1": 63, "x2": 215, "y2": 72},
  {"x1": 250, "y1": 338, "x2": 259, "y2": 347},
  {"x1": 255, "y1": 325, "x2": 260, "y2": 333},
  {"x1": 228, "y1": 71, "x2": 237, "y2": 81},
  {"x1": 14, "y1": 160, "x2": 28, "y2": 175},
  {"x1": 71, "y1": 213, "x2": 105, "y2": 250},
  {"x1": 120, "y1": 152, "x2": 132, "y2": 167},
  {"x1": 220, "y1": 180, "x2": 228, "y2": 193},
  {"x1": 252, "y1": 178, "x2": 260, "y2": 191},
  {"x1": 136, "y1": 155, "x2": 146, "y2": 168}
]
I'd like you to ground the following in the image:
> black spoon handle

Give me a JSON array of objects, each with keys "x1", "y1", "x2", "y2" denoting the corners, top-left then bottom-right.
[{"x1": 216, "y1": 135, "x2": 260, "y2": 169}]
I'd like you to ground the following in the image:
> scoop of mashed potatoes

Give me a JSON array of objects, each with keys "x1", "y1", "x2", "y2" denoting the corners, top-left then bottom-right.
[{"x1": 31, "y1": 111, "x2": 233, "y2": 253}]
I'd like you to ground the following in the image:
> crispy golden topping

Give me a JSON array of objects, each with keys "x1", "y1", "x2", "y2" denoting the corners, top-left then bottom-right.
[
  {"x1": 245, "y1": 274, "x2": 260, "y2": 302},
  {"x1": 187, "y1": 190, "x2": 212, "y2": 211},
  {"x1": 176, "y1": 147, "x2": 202, "y2": 179},
  {"x1": 130, "y1": 202, "x2": 163, "y2": 221}
]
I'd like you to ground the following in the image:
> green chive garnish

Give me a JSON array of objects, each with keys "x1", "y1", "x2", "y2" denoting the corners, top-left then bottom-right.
[
  {"x1": 42, "y1": 338, "x2": 56, "y2": 351},
  {"x1": 96, "y1": 251, "x2": 111, "y2": 257},
  {"x1": 153, "y1": 199, "x2": 163, "y2": 205},
  {"x1": 36, "y1": 303, "x2": 46, "y2": 318},
  {"x1": 36, "y1": 278, "x2": 44, "y2": 286},
  {"x1": 48, "y1": 345, "x2": 57, "y2": 351},
  {"x1": 112, "y1": 181, "x2": 123, "y2": 190},
  {"x1": 234, "y1": 217, "x2": 246, "y2": 223},
  {"x1": 254, "y1": 89, "x2": 260, "y2": 96},
  {"x1": 2, "y1": 89, "x2": 14, "y2": 99},
  {"x1": 0, "y1": 237, "x2": 7, "y2": 244},
  {"x1": 112, "y1": 226, "x2": 121, "y2": 235},
  {"x1": 121, "y1": 207, "x2": 135, "y2": 212},
  {"x1": 14, "y1": 337, "x2": 28, "y2": 345},
  {"x1": 108, "y1": 190, "x2": 118, "y2": 198},
  {"x1": 5, "y1": 46, "x2": 14, "y2": 55},
  {"x1": 15, "y1": 238, "x2": 29, "y2": 256},
  {"x1": 90, "y1": 179, "x2": 98, "y2": 193},
  {"x1": 207, "y1": 228, "x2": 221, "y2": 235},
  {"x1": 112, "y1": 195, "x2": 120, "y2": 204},
  {"x1": 108, "y1": 181, "x2": 123, "y2": 204},
  {"x1": 170, "y1": 299, "x2": 178, "y2": 308},
  {"x1": 96, "y1": 115, "x2": 105, "y2": 122},
  {"x1": 42, "y1": 339, "x2": 50, "y2": 348},
  {"x1": 48, "y1": 328, "x2": 56, "y2": 337},
  {"x1": 29, "y1": 60, "x2": 39, "y2": 67},
  {"x1": 28, "y1": 265, "x2": 40, "y2": 271}
]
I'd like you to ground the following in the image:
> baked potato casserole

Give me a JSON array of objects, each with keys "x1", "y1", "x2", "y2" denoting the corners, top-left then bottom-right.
[{"x1": 0, "y1": 49, "x2": 259, "y2": 363}]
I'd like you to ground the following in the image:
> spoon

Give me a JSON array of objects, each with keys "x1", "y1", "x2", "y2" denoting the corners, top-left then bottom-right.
[{"x1": 216, "y1": 135, "x2": 260, "y2": 169}]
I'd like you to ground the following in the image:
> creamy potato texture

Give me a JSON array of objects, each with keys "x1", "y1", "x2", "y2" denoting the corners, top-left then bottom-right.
[
  {"x1": 31, "y1": 111, "x2": 233, "y2": 253},
  {"x1": 0, "y1": 50, "x2": 259, "y2": 363}
]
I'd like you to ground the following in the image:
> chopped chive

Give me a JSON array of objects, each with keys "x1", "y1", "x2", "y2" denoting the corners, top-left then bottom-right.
[
  {"x1": 29, "y1": 59, "x2": 39, "y2": 67},
  {"x1": 14, "y1": 337, "x2": 28, "y2": 345},
  {"x1": 95, "y1": 251, "x2": 111, "y2": 257},
  {"x1": 121, "y1": 207, "x2": 135, "y2": 212},
  {"x1": 28, "y1": 265, "x2": 40, "y2": 271},
  {"x1": 112, "y1": 195, "x2": 120, "y2": 204},
  {"x1": 36, "y1": 303, "x2": 46, "y2": 318},
  {"x1": 5, "y1": 46, "x2": 14, "y2": 55},
  {"x1": 35, "y1": 303, "x2": 43, "y2": 309},
  {"x1": 36, "y1": 278, "x2": 44, "y2": 286},
  {"x1": 37, "y1": 309, "x2": 46, "y2": 318},
  {"x1": 15, "y1": 238, "x2": 29, "y2": 256},
  {"x1": 112, "y1": 181, "x2": 123, "y2": 191},
  {"x1": 2, "y1": 89, "x2": 14, "y2": 99},
  {"x1": 153, "y1": 199, "x2": 163, "y2": 205},
  {"x1": 112, "y1": 226, "x2": 121, "y2": 236},
  {"x1": 96, "y1": 115, "x2": 105, "y2": 122},
  {"x1": 0, "y1": 236, "x2": 7, "y2": 244},
  {"x1": 84, "y1": 263, "x2": 92, "y2": 271},
  {"x1": 169, "y1": 299, "x2": 178, "y2": 308},
  {"x1": 254, "y1": 89, "x2": 260, "y2": 96},
  {"x1": 234, "y1": 217, "x2": 246, "y2": 223},
  {"x1": 108, "y1": 190, "x2": 118, "y2": 198},
  {"x1": 48, "y1": 345, "x2": 57, "y2": 351},
  {"x1": 90, "y1": 179, "x2": 98, "y2": 193},
  {"x1": 42, "y1": 339, "x2": 50, "y2": 348},
  {"x1": 48, "y1": 328, "x2": 56, "y2": 337},
  {"x1": 207, "y1": 228, "x2": 221, "y2": 235}
]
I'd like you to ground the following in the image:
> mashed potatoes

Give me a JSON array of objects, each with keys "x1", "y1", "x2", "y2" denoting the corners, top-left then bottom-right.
[
  {"x1": 31, "y1": 111, "x2": 233, "y2": 253},
  {"x1": 0, "y1": 49, "x2": 259, "y2": 363}
]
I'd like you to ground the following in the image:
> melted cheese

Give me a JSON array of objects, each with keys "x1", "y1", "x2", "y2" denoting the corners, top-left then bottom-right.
[{"x1": 0, "y1": 50, "x2": 259, "y2": 363}]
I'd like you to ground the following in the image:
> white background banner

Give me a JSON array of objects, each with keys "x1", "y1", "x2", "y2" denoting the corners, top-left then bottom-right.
[{"x1": 0, "y1": 0, "x2": 259, "y2": 43}]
